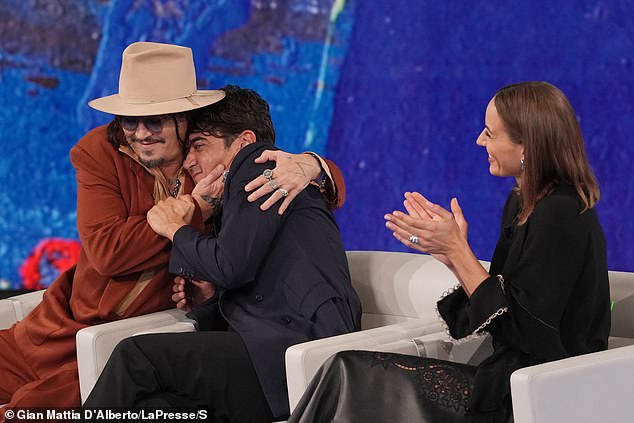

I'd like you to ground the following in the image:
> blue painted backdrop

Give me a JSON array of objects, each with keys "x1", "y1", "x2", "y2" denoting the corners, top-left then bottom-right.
[{"x1": 0, "y1": 0, "x2": 632, "y2": 289}]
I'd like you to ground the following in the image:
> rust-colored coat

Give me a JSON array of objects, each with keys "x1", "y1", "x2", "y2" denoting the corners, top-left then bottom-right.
[{"x1": 0, "y1": 125, "x2": 203, "y2": 410}]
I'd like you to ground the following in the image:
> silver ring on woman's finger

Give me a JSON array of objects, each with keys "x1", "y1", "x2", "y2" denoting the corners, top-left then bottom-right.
[
  {"x1": 279, "y1": 188, "x2": 289, "y2": 197},
  {"x1": 268, "y1": 179, "x2": 278, "y2": 189},
  {"x1": 262, "y1": 169, "x2": 273, "y2": 180},
  {"x1": 409, "y1": 235, "x2": 419, "y2": 244}
]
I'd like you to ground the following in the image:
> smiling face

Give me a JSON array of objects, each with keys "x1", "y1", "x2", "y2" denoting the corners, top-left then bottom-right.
[
  {"x1": 476, "y1": 98, "x2": 524, "y2": 183},
  {"x1": 121, "y1": 114, "x2": 187, "y2": 175},
  {"x1": 184, "y1": 132, "x2": 247, "y2": 184}
]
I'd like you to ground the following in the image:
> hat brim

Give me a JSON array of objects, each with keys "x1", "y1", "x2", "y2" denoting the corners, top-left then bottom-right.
[{"x1": 88, "y1": 89, "x2": 226, "y2": 116}]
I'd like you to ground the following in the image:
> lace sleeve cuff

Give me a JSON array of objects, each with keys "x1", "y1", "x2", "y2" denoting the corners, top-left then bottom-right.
[
  {"x1": 468, "y1": 274, "x2": 508, "y2": 334},
  {"x1": 436, "y1": 284, "x2": 478, "y2": 342},
  {"x1": 436, "y1": 275, "x2": 508, "y2": 340}
]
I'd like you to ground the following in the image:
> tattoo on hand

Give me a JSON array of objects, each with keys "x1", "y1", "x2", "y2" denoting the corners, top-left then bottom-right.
[
  {"x1": 294, "y1": 161, "x2": 309, "y2": 177},
  {"x1": 201, "y1": 195, "x2": 222, "y2": 210}
]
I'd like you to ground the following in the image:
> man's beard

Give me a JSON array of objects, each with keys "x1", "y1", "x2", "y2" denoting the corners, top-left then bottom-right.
[
  {"x1": 139, "y1": 157, "x2": 165, "y2": 168},
  {"x1": 130, "y1": 136, "x2": 166, "y2": 168}
]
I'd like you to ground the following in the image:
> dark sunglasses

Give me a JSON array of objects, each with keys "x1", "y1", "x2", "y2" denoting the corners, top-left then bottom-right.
[{"x1": 118, "y1": 115, "x2": 172, "y2": 133}]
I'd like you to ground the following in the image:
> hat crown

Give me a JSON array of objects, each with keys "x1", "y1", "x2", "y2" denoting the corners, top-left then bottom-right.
[
  {"x1": 119, "y1": 42, "x2": 196, "y2": 103},
  {"x1": 88, "y1": 41, "x2": 225, "y2": 116}
]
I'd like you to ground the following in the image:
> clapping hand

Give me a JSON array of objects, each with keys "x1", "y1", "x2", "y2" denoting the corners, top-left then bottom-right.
[{"x1": 385, "y1": 192, "x2": 468, "y2": 267}]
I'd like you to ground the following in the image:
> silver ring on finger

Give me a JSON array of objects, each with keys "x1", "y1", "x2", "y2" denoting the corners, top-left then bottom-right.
[
  {"x1": 279, "y1": 188, "x2": 289, "y2": 197},
  {"x1": 408, "y1": 235, "x2": 419, "y2": 244},
  {"x1": 268, "y1": 179, "x2": 279, "y2": 189},
  {"x1": 262, "y1": 169, "x2": 273, "y2": 180}
]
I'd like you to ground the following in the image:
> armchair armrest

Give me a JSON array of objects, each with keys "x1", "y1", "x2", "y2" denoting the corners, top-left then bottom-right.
[
  {"x1": 285, "y1": 319, "x2": 444, "y2": 411},
  {"x1": 510, "y1": 344, "x2": 634, "y2": 423},
  {"x1": 76, "y1": 308, "x2": 196, "y2": 403},
  {"x1": 0, "y1": 299, "x2": 18, "y2": 330},
  {"x1": 0, "y1": 290, "x2": 46, "y2": 329},
  {"x1": 9, "y1": 290, "x2": 45, "y2": 319}
]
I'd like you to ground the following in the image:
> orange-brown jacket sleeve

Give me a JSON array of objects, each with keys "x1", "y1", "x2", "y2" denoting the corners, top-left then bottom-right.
[{"x1": 323, "y1": 158, "x2": 346, "y2": 209}]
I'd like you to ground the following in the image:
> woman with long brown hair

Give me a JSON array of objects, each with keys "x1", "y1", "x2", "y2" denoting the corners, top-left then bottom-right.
[{"x1": 288, "y1": 81, "x2": 610, "y2": 422}]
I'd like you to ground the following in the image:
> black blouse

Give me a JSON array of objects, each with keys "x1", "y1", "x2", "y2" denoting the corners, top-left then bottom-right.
[{"x1": 437, "y1": 186, "x2": 610, "y2": 420}]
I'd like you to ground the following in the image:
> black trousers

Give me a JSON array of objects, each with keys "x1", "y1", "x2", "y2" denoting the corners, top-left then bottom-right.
[{"x1": 83, "y1": 331, "x2": 274, "y2": 423}]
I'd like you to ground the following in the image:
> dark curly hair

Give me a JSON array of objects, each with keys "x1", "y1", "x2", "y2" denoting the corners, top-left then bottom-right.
[{"x1": 187, "y1": 85, "x2": 275, "y2": 147}]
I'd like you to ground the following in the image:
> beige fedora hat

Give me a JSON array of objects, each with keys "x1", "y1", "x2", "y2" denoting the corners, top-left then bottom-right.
[{"x1": 88, "y1": 42, "x2": 225, "y2": 116}]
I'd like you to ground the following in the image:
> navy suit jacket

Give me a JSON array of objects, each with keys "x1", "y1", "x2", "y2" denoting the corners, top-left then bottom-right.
[{"x1": 169, "y1": 142, "x2": 361, "y2": 418}]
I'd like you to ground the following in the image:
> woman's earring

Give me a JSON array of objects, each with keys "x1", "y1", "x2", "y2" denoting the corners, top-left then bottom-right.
[{"x1": 520, "y1": 158, "x2": 525, "y2": 171}]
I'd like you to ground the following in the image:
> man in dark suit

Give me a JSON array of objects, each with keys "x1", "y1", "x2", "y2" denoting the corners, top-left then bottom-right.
[{"x1": 83, "y1": 85, "x2": 361, "y2": 422}]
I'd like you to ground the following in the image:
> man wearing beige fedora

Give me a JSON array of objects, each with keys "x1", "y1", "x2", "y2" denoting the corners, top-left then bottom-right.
[{"x1": 0, "y1": 42, "x2": 344, "y2": 413}]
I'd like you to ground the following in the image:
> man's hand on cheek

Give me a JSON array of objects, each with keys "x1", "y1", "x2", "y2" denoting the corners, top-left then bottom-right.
[
  {"x1": 147, "y1": 197, "x2": 195, "y2": 241},
  {"x1": 191, "y1": 164, "x2": 225, "y2": 220}
]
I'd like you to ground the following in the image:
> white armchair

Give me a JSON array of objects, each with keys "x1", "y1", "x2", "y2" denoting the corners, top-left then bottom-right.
[
  {"x1": 284, "y1": 250, "x2": 492, "y2": 410},
  {"x1": 509, "y1": 269, "x2": 634, "y2": 423},
  {"x1": 75, "y1": 308, "x2": 196, "y2": 402}
]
